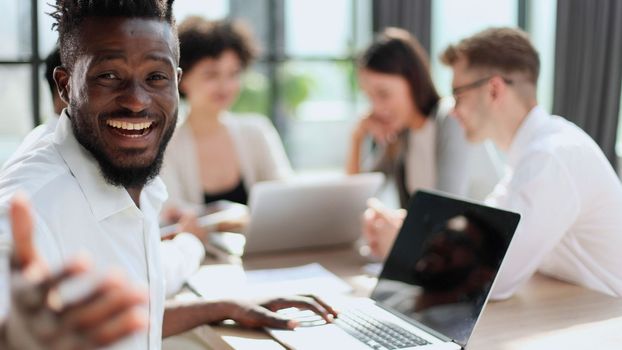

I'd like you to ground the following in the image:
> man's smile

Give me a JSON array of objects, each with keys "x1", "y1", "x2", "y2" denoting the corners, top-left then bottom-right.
[{"x1": 103, "y1": 117, "x2": 159, "y2": 146}]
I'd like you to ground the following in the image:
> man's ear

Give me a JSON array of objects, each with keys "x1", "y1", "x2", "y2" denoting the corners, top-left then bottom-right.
[
  {"x1": 489, "y1": 76, "x2": 506, "y2": 101},
  {"x1": 53, "y1": 66, "x2": 71, "y2": 105}
]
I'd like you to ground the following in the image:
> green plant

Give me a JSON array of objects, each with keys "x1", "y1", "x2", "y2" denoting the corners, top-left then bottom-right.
[
  {"x1": 231, "y1": 71, "x2": 269, "y2": 116},
  {"x1": 230, "y1": 67, "x2": 316, "y2": 118},
  {"x1": 279, "y1": 68, "x2": 315, "y2": 117}
]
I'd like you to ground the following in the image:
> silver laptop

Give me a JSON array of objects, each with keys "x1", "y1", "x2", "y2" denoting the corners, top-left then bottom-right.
[
  {"x1": 242, "y1": 173, "x2": 384, "y2": 254},
  {"x1": 268, "y1": 190, "x2": 520, "y2": 349}
]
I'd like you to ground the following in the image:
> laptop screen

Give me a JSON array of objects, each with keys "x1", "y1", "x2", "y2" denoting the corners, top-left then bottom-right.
[{"x1": 370, "y1": 190, "x2": 519, "y2": 347}]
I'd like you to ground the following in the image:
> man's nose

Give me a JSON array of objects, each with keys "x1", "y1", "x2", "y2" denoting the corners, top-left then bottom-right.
[{"x1": 117, "y1": 81, "x2": 151, "y2": 113}]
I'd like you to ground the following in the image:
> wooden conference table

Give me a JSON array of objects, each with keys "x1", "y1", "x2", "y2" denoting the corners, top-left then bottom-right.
[{"x1": 164, "y1": 245, "x2": 622, "y2": 350}]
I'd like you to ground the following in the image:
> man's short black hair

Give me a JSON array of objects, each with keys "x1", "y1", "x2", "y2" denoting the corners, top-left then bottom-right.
[
  {"x1": 49, "y1": 0, "x2": 179, "y2": 69},
  {"x1": 44, "y1": 46, "x2": 61, "y2": 96}
]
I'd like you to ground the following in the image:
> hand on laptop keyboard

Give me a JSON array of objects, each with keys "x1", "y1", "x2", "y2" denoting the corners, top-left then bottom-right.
[
  {"x1": 226, "y1": 295, "x2": 338, "y2": 329},
  {"x1": 260, "y1": 295, "x2": 338, "y2": 327},
  {"x1": 276, "y1": 308, "x2": 329, "y2": 327}
]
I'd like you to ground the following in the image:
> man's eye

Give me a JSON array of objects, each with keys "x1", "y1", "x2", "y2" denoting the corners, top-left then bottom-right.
[
  {"x1": 148, "y1": 73, "x2": 168, "y2": 81},
  {"x1": 98, "y1": 73, "x2": 118, "y2": 80}
]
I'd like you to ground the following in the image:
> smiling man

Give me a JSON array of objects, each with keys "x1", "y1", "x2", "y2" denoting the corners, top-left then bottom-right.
[
  {"x1": 0, "y1": 1, "x2": 335, "y2": 349},
  {"x1": 55, "y1": 15, "x2": 179, "y2": 202}
]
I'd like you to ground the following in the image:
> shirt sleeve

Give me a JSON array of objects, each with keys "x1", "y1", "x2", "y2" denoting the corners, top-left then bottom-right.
[
  {"x1": 160, "y1": 233, "x2": 205, "y2": 297},
  {"x1": 487, "y1": 151, "x2": 580, "y2": 299}
]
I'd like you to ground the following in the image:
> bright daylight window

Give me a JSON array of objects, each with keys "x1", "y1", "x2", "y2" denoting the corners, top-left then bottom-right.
[
  {"x1": 1, "y1": 0, "x2": 561, "y2": 172},
  {"x1": 430, "y1": 0, "x2": 518, "y2": 97},
  {"x1": 0, "y1": 1, "x2": 34, "y2": 164},
  {"x1": 176, "y1": 0, "x2": 373, "y2": 170}
]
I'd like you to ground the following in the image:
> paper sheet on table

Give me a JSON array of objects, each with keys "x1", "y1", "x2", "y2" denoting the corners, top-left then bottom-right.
[
  {"x1": 245, "y1": 263, "x2": 353, "y2": 296},
  {"x1": 186, "y1": 263, "x2": 352, "y2": 300},
  {"x1": 186, "y1": 264, "x2": 247, "y2": 300}
]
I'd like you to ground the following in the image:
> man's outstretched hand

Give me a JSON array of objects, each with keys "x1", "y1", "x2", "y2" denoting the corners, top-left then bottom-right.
[{"x1": 2, "y1": 194, "x2": 149, "y2": 350}]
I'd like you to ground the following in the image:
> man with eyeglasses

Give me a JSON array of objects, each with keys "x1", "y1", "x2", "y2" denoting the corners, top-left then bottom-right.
[
  {"x1": 441, "y1": 27, "x2": 622, "y2": 299},
  {"x1": 364, "y1": 27, "x2": 622, "y2": 300}
]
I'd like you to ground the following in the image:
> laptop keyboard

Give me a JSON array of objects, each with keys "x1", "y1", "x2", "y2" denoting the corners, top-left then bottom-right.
[{"x1": 277, "y1": 307, "x2": 431, "y2": 349}]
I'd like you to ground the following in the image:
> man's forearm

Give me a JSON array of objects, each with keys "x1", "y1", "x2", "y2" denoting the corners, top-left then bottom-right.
[{"x1": 162, "y1": 299, "x2": 235, "y2": 338}]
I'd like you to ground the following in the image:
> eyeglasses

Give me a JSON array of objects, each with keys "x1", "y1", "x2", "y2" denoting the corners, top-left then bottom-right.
[{"x1": 452, "y1": 76, "x2": 513, "y2": 96}]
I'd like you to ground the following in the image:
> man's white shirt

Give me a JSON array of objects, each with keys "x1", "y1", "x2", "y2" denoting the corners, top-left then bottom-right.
[
  {"x1": 1, "y1": 111, "x2": 205, "y2": 298},
  {"x1": 487, "y1": 106, "x2": 622, "y2": 299},
  {"x1": 0, "y1": 112, "x2": 171, "y2": 349}
]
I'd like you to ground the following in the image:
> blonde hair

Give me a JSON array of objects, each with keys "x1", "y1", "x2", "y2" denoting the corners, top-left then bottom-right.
[{"x1": 441, "y1": 27, "x2": 540, "y2": 85}]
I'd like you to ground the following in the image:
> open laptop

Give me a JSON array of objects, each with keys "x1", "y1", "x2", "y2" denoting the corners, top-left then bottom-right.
[
  {"x1": 241, "y1": 173, "x2": 384, "y2": 254},
  {"x1": 268, "y1": 190, "x2": 520, "y2": 349}
]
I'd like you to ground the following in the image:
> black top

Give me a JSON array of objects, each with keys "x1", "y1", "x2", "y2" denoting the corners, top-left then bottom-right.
[
  {"x1": 203, "y1": 179, "x2": 248, "y2": 205},
  {"x1": 371, "y1": 130, "x2": 411, "y2": 208}
]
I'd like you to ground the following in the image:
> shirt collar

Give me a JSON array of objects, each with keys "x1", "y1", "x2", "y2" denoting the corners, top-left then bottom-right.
[
  {"x1": 53, "y1": 110, "x2": 167, "y2": 221},
  {"x1": 506, "y1": 105, "x2": 548, "y2": 166}
]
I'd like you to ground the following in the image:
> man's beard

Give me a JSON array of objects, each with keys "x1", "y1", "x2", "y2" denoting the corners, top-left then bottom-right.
[{"x1": 70, "y1": 108, "x2": 177, "y2": 189}]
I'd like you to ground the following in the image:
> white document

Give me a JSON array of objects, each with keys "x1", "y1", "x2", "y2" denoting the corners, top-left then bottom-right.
[
  {"x1": 186, "y1": 264, "x2": 247, "y2": 300},
  {"x1": 186, "y1": 263, "x2": 352, "y2": 300},
  {"x1": 245, "y1": 263, "x2": 353, "y2": 296}
]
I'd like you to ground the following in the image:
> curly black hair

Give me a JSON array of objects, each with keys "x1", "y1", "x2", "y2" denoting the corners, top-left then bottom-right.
[
  {"x1": 178, "y1": 16, "x2": 257, "y2": 75},
  {"x1": 49, "y1": 0, "x2": 178, "y2": 69}
]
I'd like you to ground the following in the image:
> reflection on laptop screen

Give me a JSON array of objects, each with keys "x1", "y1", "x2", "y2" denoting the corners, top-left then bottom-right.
[{"x1": 370, "y1": 191, "x2": 519, "y2": 347}]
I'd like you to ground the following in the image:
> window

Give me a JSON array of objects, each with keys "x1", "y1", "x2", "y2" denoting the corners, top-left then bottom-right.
[
  {"x1": 285, "y1": 0, "x2": 352, "y2": 57},
  {"x1": 174, "y1": 0, "x2": 229, "y2": 21},
  {"x1": 615, "y1": 84, "x2": 622, "y2": 164},
  {"x1": 4, "y1": 0, "x2": 372, "y2": 171},
  {"x1": 235, "y1": 0, "x2": 372, "y2": 170},
  {"x1": 525, "y1": 0, "x2": 557, "y2": 114},
  {"x1": 0, "y1": 65, "x2": 32, "y2": 163},
  {"x1": 0, "y1": 1, "x2": 35, "y2": 165},
  {"x1": 38, "y1": 0, "x2": 58, "y2": 57},
  {"x1": 10, "y1": 1, "x2": 562, "y2": 171},
  {"x1": 430, "y1": 0, "x2": 519, "y2": 97},
  {"x1": 169, "y1": 0, "x2": 373, "y2": 170},
  {"x1": 0, "y1": 2, "x2": 32, "y2": 60},
  {"x1": 429, "y1": 0, "x2": 556, "y2": 111}
]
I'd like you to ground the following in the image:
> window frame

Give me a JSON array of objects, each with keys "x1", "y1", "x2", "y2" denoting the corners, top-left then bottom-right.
[{"x1": 1, "y1": 0, "x2": 41, "y2": 127}]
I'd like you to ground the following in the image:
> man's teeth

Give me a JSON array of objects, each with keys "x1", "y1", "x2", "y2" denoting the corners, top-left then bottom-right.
[{"x1": 106, "y1": 120, "x2": 153, "y2": 131}]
